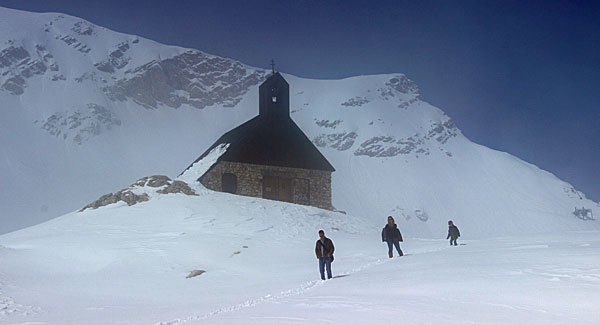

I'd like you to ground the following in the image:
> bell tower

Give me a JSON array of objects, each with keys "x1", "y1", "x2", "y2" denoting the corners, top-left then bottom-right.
[{"x1": 259, "y1": 61, "x2": 289, "y2": 119}]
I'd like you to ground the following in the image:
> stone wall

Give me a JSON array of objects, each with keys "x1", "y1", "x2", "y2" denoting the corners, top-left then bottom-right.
[{"x1": 200, "y1": 161, "x2": 332, "y2": 210}]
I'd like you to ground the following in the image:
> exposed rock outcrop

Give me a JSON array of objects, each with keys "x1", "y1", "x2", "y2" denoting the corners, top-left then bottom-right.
[
  {"x1": 314, "y1": 132, "x2": 358, "y2": 151},
  {"x1": 315, "y1": 119, "x2": 343, "y2": 129},
  {"x1": 104, "y1": 50, "x2": 266, "y2": 109},
  {"x1": 38, "y1": 104, "x2": 121, "y2": 144},
  {"x1": 80, "y1": 175, "x2": 197, "y2": 212},
  {"x1": 94, "y1": 41, "x2": 131, "y2": 73},
  {"x1": 157, "y1": 180, "x2": 197, "y2": 196},
  {"x1": 353, "y1": 118, "x2": 459, "y2": 158},
  {"x1": 0, "y1": 43, "x2": 58, "y2": 95},
  {"x1": 341, "y1": 96, "x2": 369, "y2": 107},
  {"x1": 80, "y1": 191, "x2": 149, "y2": 211}
]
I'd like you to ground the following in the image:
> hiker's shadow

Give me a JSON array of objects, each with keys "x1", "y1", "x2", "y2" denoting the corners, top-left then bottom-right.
[{"x1": 332, "y1": 274, "x2": 350, "y2": 279}]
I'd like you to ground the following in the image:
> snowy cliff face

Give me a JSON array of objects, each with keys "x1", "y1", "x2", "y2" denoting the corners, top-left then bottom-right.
[{"x1": 0, "y1": 7, "x2": 597, "y2": 236}]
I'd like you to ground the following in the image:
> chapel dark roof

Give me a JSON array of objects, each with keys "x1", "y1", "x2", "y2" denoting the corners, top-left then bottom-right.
[
  {"x1": 185, "y1": 115, "x2": 335, "y2": 172},
  {"x1": 182, "y1": 72, "x2": 335, "y2": 174}
]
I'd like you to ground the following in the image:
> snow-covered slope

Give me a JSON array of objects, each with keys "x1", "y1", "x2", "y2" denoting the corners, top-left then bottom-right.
[
  {"x1": 0, "y1": 6, "x2": 598, "y2": 237},
  {"x1": 0, "y1": 175, "x2": 598, "y2": 324}
]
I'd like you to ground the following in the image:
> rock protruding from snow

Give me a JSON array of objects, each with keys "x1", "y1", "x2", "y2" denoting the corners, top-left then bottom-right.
[
  {"x1": 341, "y1": 96, "x2": 370, "y2": 107},
  {"x1": 38, "y1": 104, "x2": 121, "y2": 144},
  {"x1": 185, "y1": 270, "x2": 206, "y2": 279},
  {"x1": 79, "y1": 190, "x2": 149, "y2": 211},
  {"x1": 157, "y1": 180, "x2": 197, "y2": 196},
  {"x1": 573, "y1": 207, "x2": 595, "y2": 221},
  {"x1": 353, "y1": 118, "x2": 458, "y2": 158},
  {"x1": 94, "y1": 41, "x2": 131, "y2": 73},
  {"x1": 104, "y1": 50, "x2": 266, "y2": 109},
  {"x1": 386, "y1": 75, "x2": 420, "y2": 94},
  {"x1": 315, "y1": 119, "x2": 343, "y2": 129},
  {"x1": 0, "y1": 43, "x2": 56, "y2": 95},
  {"x1": 133, "y1": 175, "x2": 171, "y2": 188},
  {"x1": 314, "y1": 132, "x2": 358, "y2": 151},
  {"x1": 71, "y1": 20, "x2": 96, "y2": 36},
  {"x1": 80, "y1": 175, "x2": 197, "y2": 211}
]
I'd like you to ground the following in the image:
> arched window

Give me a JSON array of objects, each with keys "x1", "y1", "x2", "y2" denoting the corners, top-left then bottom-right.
[{"x1": 222, "y1": 173, "x2": 237, "y2": 194}]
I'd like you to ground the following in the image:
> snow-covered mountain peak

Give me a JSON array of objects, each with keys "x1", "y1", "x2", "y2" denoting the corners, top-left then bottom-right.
[
  {"x1": 0, "y1": 6, "x2": 598, "y2": 237},
  {"x1": 0, "y1": 6, "x2": 265, "y2": 112}
]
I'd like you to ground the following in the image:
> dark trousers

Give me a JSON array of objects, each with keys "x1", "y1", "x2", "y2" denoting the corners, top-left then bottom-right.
[
  {"x1": 386, "y1": 240, "x2": 403, "y2": 256},
  {"x1": 319, "y1": 257, "x2": 332, "y2": 280},
  {"x1": 450, "y1": 237, "x2": 458, "y2": 245}
]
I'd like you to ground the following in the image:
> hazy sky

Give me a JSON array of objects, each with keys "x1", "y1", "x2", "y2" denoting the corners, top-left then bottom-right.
[{"x1": 2, "y1": 0, "x2": 599, "y2": 202}]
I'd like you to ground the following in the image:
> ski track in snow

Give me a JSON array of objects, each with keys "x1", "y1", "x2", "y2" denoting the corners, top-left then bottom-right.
[
  {"x1": 157, "y1": 246, "x2": 446, "y2": 324},
  {"x1": 156, "y1": 280, "x2": 325, "y2": 325}
]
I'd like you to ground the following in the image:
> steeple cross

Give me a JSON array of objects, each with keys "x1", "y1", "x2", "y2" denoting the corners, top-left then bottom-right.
[{"x1": 270, "y1": 59, "x2": 275, "y2": 74}]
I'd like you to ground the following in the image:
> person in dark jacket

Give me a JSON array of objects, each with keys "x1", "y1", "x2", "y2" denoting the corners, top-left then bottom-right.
[
  {"x1": 381, "y1": 216, "x2": 403, "y2": 258},
  {"x1": 447, "y1": 220, "x2": 460, "y2": 246},
  {"x1": 315, "y1": 229, "x2": 335, "y2": 280}
]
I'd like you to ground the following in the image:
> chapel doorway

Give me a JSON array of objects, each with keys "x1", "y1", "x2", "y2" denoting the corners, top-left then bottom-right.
[
  {"x1": 222, "y1": 173, "x2": 237, "y2": 194},
  {"x1": 262, "y1": 176, "x2": 292, "y2": 203}
]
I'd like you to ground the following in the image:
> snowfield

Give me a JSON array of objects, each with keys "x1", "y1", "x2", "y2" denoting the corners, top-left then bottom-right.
[{"x1": 0, "y1": 182, "x2": 599, "y2": 324}]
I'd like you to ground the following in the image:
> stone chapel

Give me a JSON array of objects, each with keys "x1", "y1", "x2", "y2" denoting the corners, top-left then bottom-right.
[{"x1": 182, "y1": 69, "x2": 335, "y2": 210}]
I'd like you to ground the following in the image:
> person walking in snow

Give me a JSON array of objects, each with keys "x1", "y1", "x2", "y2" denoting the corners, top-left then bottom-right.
[
  {"x1": 315, "y1": 229, "x2": 335, "y2": 280},
  {"x1": 447, "y1": 220, "x2": 460, "y2": 246},
  {"x1": 382, "y1": 216, "x2": 404, "y2": 258}
]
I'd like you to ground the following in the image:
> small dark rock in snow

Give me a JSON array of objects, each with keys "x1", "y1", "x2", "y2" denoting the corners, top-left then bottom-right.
[{"x1": 186, "y1": 270, "x2": 206, "y2": 278}]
